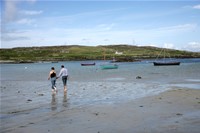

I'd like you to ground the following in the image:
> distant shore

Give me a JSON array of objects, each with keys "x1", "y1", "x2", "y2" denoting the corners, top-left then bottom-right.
[
  {"x1": 1, "y1": 45, "x2": 200, "y2": 63},
  {"x1": 0, "y1": 60, "x2": 35, "y2": 64},
  {"x1": 1, "y1": 57, "x2": 200, "y2": 64}
]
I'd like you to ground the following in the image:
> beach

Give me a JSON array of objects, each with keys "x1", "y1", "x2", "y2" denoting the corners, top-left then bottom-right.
[
  {"x1": 1, "y1": 88, "x2": 200, "y2": 133},
  {"x1": 1, "y1": 60, "x2": 200, "y2": 133}
]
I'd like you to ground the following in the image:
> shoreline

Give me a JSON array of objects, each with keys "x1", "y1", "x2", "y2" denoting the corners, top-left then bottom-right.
[
  {"x1": 1, "y1": 57, "x2": 200, "y2": 64},
  {"x1": 1, "y1": 88, "x2": 200, "y2": 133}
]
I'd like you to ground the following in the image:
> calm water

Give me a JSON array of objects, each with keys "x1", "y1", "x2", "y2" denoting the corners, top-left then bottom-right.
[{"x1": 1, "y1": 59, "x2": 200, "y2": 113}]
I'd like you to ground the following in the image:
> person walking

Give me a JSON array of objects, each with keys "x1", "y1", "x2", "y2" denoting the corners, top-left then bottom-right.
[
  {"x1": 57, "y1": 65, "x2": 68, "y2": 93},
  {"x1": 48, "y1": 67, "x2": 57, "y2": 94}
]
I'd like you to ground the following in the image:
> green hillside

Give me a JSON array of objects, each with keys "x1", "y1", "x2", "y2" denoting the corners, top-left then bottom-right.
[{"x1": 0, "y1": 45, "x2": 199, "y2": 63}]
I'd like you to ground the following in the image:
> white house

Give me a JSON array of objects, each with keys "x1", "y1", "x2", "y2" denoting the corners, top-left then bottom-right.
[{"x1": 115, "y1": 51, "x2": 123, "y2": 55}]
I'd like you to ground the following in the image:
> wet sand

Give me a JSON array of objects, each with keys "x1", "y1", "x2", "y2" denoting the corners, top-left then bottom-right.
[{"x1": 1, "y1": 88, "x2": 200, "y2": 133}]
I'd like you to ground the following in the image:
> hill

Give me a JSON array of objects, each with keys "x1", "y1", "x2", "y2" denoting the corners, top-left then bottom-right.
[{"x1": 0, "y1": 45, "x2": 200, "y2": 63}]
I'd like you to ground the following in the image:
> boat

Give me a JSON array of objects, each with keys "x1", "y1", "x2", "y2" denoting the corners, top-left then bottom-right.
[
  {"x1": 52, "y1": 61, "x2": 58, "y2": 63},
  {"x1": 100, "y1": 64, "x2": 118, "y2": 69},
  {"x1": 153, "y1": 61, "x2": 180, "y2": 66},
  {"x1": 110, "y1": 57, "x2": 117, "y2": 63},
  {"x1": 153, "y1": 48, "x2": 180, "y2": 66},
  {"x1": 100, "y1": 48, "x2": 118, "y2": 69},
  {"x1": 81, "y1": 62, "x2": 95, "y2": 66}
]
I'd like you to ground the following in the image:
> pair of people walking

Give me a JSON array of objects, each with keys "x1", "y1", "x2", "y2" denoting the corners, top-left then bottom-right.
[{"x1": 48, "y1": 65, "x2": 68, "y2": 94}]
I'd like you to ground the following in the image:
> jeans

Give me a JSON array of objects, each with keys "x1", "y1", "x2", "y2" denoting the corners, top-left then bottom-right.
[
  {"x1": 62, "y1": 76, "x2": 68, "y2": 86},
  {"x1": 51, "y1": 77, "x2": 56, "y2": 89}
]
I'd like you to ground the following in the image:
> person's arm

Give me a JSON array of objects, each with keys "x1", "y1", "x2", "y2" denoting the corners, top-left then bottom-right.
[
  {"x1": 57, "y1": 69, "x2": 62, "y2": 79},
  {"x1": 48, "y1": 71, "x2": 51, "y2": 80}
]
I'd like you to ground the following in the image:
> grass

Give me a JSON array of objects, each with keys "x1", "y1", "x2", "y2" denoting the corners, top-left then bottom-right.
[{"x1": 0, "y1": 44, "x2": 200, "y2": 62}]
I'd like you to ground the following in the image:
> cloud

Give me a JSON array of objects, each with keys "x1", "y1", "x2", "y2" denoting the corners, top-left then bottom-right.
[
  {"x1": 2, "y1": 35, "x2": 30, "y2": 42},
  {"x1": 3, "y1": 0, "x2": 39, "y2": 23},
  {"x1": 157, "y1": 24, "x2": 197, "y2": 32},
  {"x1": 26, "y1": 0, "x2": 37, "y2": 3},
  {"x1": 184, "y1": 42, "x2": 200, "y2": 52},
  {"x1": 3, "y1": 0, "x2": 20, "y2": 22},
  {"x1": 16, "y1": 18, "x2": 35, "y2": 25},
  {"x1": 20, "y1": 10, "x2": 43, "y2": 15},
  {"x1": 96, "y1": 23, "x2": 116, "y2": 31},
  {"x1": 163, "y1": 43, "x2": 175, "y2": 49},
  {"x1": 193, "y1": 4, "x2": 200, "y2": 9}
]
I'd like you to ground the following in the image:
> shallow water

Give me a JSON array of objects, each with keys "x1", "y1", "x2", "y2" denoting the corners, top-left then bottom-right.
[
  {"x1": 0, "y1": 59, "x2": 200, "y2": 112},
  {"x1": 0, "y1": 59, "x2": 200, "y2": 132}
]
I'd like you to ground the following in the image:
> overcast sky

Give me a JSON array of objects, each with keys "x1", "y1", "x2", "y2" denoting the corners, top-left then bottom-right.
[{"x1": 1, "y1": 0, "x2": 200, "y2": 52}]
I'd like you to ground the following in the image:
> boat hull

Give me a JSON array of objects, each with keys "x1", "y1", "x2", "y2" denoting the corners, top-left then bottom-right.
[
  {"x1": 153, "y1": 62, "x2": 180, "y2": 66},
  {"x1": 81, "y1": 63, "x2": 95, "y2": 66},
  {"x1": 101, "y1": 64, "x2": 118, "y2": 69}
]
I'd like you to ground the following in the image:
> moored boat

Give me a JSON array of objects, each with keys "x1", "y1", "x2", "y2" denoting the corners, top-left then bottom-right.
[
  {"x1": 100, "y1": 64, "x2": 118, "y2": 69},
  {"x1": 101, "y1": 49, "x2": 118, "y2": 69},
  {"x1": 153, "y1": 61, "x2": 180, "y2": 66},
  {"x1": 52, "y1": 61, "x2": 58, "y2": 63},
  {"x1": 81, "y1": 62, "x2": 95, "y2": 66},
  {"x1": 153, "y1": 48, "x2": 181, "y2": 66},
  {"x1": 110, "y1": 57, "x2": 117, "y2": 63}
]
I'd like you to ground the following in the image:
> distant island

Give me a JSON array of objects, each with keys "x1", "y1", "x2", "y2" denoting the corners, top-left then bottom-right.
[{"x1": 0, "y1": 45, "x2": 200, "y2": 63}]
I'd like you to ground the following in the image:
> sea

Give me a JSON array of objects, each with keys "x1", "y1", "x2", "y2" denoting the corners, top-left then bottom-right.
[{"x1": 0, "y1": 58, "x2": 200, "y2": 114}]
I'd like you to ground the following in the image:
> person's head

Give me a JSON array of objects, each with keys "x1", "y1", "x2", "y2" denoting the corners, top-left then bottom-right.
[
  {"x1": 51, "y1": 67, "x2": 55, "y2": 70},
  {"x1": 61, "y1": 65, "x2": 64, "y2": 68}
]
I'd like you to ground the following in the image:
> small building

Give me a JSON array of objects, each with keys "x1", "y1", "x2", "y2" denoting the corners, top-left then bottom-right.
[{"x1": 115, "y1": 51, "x2": 123, "y2": 55}]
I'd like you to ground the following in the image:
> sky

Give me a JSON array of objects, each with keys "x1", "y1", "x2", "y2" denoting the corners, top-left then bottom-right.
[{"x1": 1, "y1": 0, "x2": 200, "y2": 52}]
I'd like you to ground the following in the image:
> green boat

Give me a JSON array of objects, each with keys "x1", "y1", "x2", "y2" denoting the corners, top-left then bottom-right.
[
  {"x1": 100, "y1": 49, "x2": 118, "y2": 69},
  {"x1": 100, "y1": 64, "x2": 118, "y2": 69}
]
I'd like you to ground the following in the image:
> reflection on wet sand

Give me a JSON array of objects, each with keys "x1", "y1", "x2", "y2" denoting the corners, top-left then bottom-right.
[
  {"x1": 51, "y1": 94, "x2": 57, "y2": 111},
  {"x1": 51, "y1": 92, "x2": 69, "y2": 111},
  {"x1": 62, "y1": 92, "x2": 69, "y2": 108}
]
